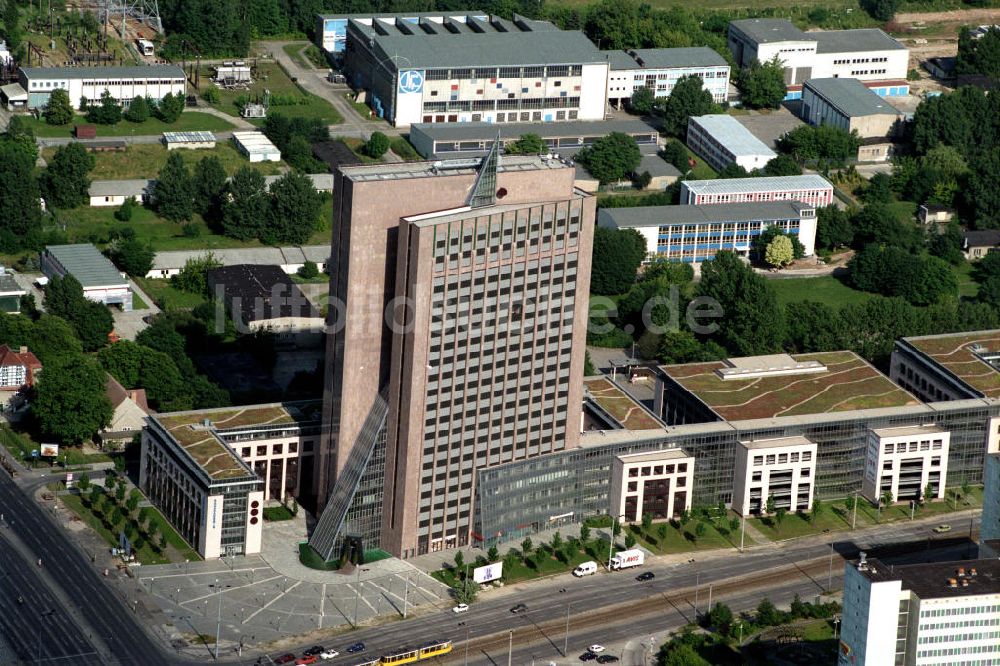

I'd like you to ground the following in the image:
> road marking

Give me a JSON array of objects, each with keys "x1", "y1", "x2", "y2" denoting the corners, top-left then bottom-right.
[{"x1": 243, "y1": 581, "x2": 301, "y2": 624}]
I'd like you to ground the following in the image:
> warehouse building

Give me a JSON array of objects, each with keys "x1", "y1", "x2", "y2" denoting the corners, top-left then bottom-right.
[
  {"x1": 839, "y1": 555, "x2": 1000, "y2": 666},
  {"x1": 686, "y1": 114, "x2": 777, "y2": 172},
  {"x1": 41, "y1": 243, "x2": 132, "y2": 311},
  {"x1": 146, "y1": 246, "x2": 329, "y2": 280},
  {"x1": 597, "y1": 200, "x2": 816, "y2": 262},
  {"x1": 604, "y1": 47, "x2": 730, "y2": 107},
  {"x1": 408, "y1": 119, "x2": 659, "y2": 158},
  {"x1": 800, "y1": 78, "x2": 903, "y2": 138},
  {"x1": 163, "y1": 131, "x2": 217, "y2": 150},
  {"x1": 17, "y1": 65, "x2": 185, "y2": 110},
  {"x1": 679, "y1": 174, "x2": 834, "y2": 207},
  {"x1": 339, "y1": 13, "x2": 609, "y2": 127},
  {"x1": 139, "y1": 401, "x2": 322, "y2": 559},
  {"x1": 727, "y1": 19, "x2": 909, "y2": 99}
]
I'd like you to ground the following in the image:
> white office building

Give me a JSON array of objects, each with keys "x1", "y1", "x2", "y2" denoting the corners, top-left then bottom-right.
[
  {"x1": 840, "y1": 555, "x2": 1000, "y2": 666},
  {"x1": 18, "y1": 65, "x2": 185, "y2": 110},
  {"x1": 732, "y1": 436, "x2": 817, "y2": 516},
  {"x1": 609, "y1": 449, "x2": 695, "y2": 523},
  {"x1": 686, "y1": 114, "x2": 777, "y2": 172},
  {"x1": 861, "y1": 425, "x2": 949, "y2": 505},
  {"x1": 727, "y1": 19, "x2": 910, "y2": 100},
  {"x1": 679, "y1": 174, "x2": 834, "y2": 207},
  {"x1": 605, "y1": 47, "x2": 730, "y2": 106}
]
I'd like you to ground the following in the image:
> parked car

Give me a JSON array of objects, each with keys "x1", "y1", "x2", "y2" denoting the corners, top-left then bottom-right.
[
  {"x1": 346, "y1": 642, "x2": 366, "y2": 654},
  {"x1": 303, "y1": 646, "x2": 326, "y2": 657},
  {"x1": 273, "y1": 656, "x2": 296, "y2": 665},
  {"x1": 319, "y1": 650, "x2": 339, "y2": 660},
  {"x1": 589, "y1": 645, "x2": 606, "y2": 653},
  {"x1": 296, "y1": 657, "x2": 318, "y2": 666},
  {"x1": 579, "y1": 651, "x2": 598, "y2": 661},
  {"x1": 933, "y1": 524, "x2": 952, "y2": 533},
  {"x1": 597, "y1": 655, "x2": 620, "y2": 663},
  {"x1": 452, "y1": 603, "x2": 470, "y2": 613},
  {"x1": 510, "y1": 603, "x2": 528, "y2": 614},
  {"x1": 635, "y1": 571, "x2": 655, "y2": 581}
]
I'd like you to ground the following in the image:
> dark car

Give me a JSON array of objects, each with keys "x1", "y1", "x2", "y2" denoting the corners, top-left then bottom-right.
[
  {"x1": 579, "y1": 652, "x2": 598, "y2": 662},
  {"x1": 346, "y1": 642, "x2": 366, "y2": 654},
  {"x1": 597, "y1": 656, "x2": 620, "y2": 663},
  {"x1": 303, "y1": 646, "x2": 326, "y2": 657},
  {"x1": 635, "y1": 571, "x2": 655, "y2": 581},
  {"x1": 510, "y1": 603, "x2": 528, "y2": 614},
  {"x1": 273, "y1": 655, "x2": 296, "y2": 665}
]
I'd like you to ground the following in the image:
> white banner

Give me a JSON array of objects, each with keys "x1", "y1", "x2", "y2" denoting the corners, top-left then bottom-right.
[{"x1": 473, "y1": 562, "x2": 503, "y2": 583}]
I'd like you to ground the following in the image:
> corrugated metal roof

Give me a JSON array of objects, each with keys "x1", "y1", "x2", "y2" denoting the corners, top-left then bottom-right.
[
  {"x1": 163, "y1": 131, "x2": 217, "y2": 143},
  {"x1": 689, "y1": 114, "x2": 776, "y2": 159},
  {"x1": 20, "y1": 64, "x2": 185, "y2": 80},
  {"x1": 804, "y1": 78, "x2": 902, "y2": 117},
  {"x1": 681, "y1": 174, "x2": 832, "y2": 195},
  {"x1": 599, "y1": 201, "x2": 809, "y2": 228},
  {"x1": 44, "y1": 243, "x2": 127, "y2": 288},
  {"x1": 369, "y1": 30, "x2": 604, "y2": 69}
]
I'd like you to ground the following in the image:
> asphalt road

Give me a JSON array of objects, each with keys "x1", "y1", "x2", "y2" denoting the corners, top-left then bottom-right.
[{"x1": 0, "y1": 472, "x2": 174, "y2": 665}]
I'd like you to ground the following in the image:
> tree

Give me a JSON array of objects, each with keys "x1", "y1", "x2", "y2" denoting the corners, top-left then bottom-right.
[
  {"x1": 298, "y1": 261, "x2": 320, "y2": 279},
  {"x1": 860, "y1": 0, "x2": 900, "y2": 21},
  {"x1": 31, "y1": 355, "x2": 112, "y2": 444},
  {"x1": 77, "y1": 473, "x2": 91, "y2": 492},
  {"x1": 452, "y1": 577, "x2": 478, "y2": 604},
  {"x1": 738, "y1": 56, "x2": 786, "y2": 109},
  {"x1": 3, "y1": 0, "x2": 22, "y2": 51},
  {"x1": 44, "y1": 275, "x2": 113, "y2": 352},
  {"x1": 774, "y1": 507, "x2": 787, "y2": 530},
  {"x1": 41, "y1": 143, "x2": 96, "y2": 209},
  {"x1": 624, "y1": 531, "x2": 637, "y2": 548},
  {"x1": 662, "y1": 140, "x2": 690, "y2": 172},
  {"x1": 155, "y1": 153, "x2": 194, "y2": 222},
  {"x1": 453, "y1": 550, "x2": 465, "y2": 571},
  {"x1": 707, "y1": 602, "x2": 734, "y2": 635},
  {"x1": 172, "y1": 254, "x2": 222, "y2": 296},
  {"x1": 662, "y1": 644, "x2": 711, "y2": 666},
  {"x1": 928, "y1": 223, "x2": 964, "y2": 265},
  {"x1": 27, "y1": 315, "x2": 83, "y2": 364},
  {"x1": 551, "y1": 530, "x2": 563, "y2": 551},
  {"x1": 520, "y1": 537, "x2": 533, "y2": 556},
  {"x1": 487, "y1": 545, "x2": 499, "y2": 563},
  {"x1": 762, "y1": 154, "x2": 802, "y2": 176},
  {"x1": 88, "y1": 485, "x2": 102, "y2": 507},
  {"x1": 124, "y1": 96, "x2": 151, "y2": 123},
  {"x1": 107, "y1": 237, "x2": 154, "y2": 277},
  {"x1": 192, "y1": 156, "x2": 227, "y2": 219},
  {"x1": 221, "y1": 166, "x2": 268, "y2": 240},
  {"x1": 363, "y1": 131, "x2": 390, "y2": 159},
  {"x1": 44, "y1": 89, "x2": 74, "y2": 126},
  {"x1": 790, "y1": 594, "x2": 809, "y2": 618},
  {"x1": 504, "y1": 133, "x2": 546, "y2": 155},
  {"x1": 862, "y1": 173, "x2": 893, "y2": 205},
  {"x1": 881, "y1": 490, "x2": 894, "y2": 507},
  {"x1": 968, "y1": 148, "x2": 1000, "y2": 230},
  {"x1": 848, "y1": 245, "x2": 957, "y2": 306},
  {"x1": 784, "y1": 301, "x2": 842, "y2": 353},
  {"x1": 844, "y1": 495, "x2": 856, "y2": 513},
  {"x1": 698, "y1": 251, "x2": 785, "y2": 356},
  {"x1": 777, "y1": 125, "x2": 861, "y2": 165},
  {"x1": 810, "y1": 498, "x2": 825, "y2": 524},
  {"x1": 0, "y1": 139, "x2": 43, "y2": 250},
  {"x1": 5, "y1": 115, "x2": 38, "y2": 163},
  {"x1": 658, "y1": 522, "x2": 669, "y2": 541},
  {"x1": 115, "y1": 197, "x2": 135, "y2": 222},
  {"x1": 156, "y1": 92, "x2": 185, "y2": 123},
  {"x1": 816, "y1": 205, "x2": 854, "y2": 250},
  {"x1": 266, "y1": 171, "x2": 322, "y2": 245},
  {"x1": 579, "y1": 524, "x2": 591, "y2": 543},
  {"x1": 629, "y1": 86, "x2": 655, "y2": 115},
  {"x1": 115, "y1": 482, "x2": 127, "y2": 503},
  {"x1": 659, "y1": 75, "x2": 717, "y2": 138},
  {"x1": 923, "y1": 482, "x2": 934, "y2": 505},
  {"x1": 641, "y1": 513, "x2": 653, "y2": 532},
  {"x1": 575, "y1": 132, "x2": 641, "y2": 184},
  {"x1": 764, "y1": 235, "x2": 794, "y2": 268},
  {"x1": 87, "y1": 90, "x2": 122, "y2": 125},
  {"x1": 765, "y1": 494, "x2": 776, "y2": 515},
  {"x1": 694, "y1": 521, "x2": 707, "y2": 538},
  {"x1": 956, "y1": 26, "x2": 1000, "y2": 80},
  {"x1": 590, "y1": 226, "x2": 647, "y2": 295}
]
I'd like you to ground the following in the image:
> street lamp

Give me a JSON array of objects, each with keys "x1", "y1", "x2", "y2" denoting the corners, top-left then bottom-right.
[
  {"x1": 209, "y1": 580, "x2": 232, "y2": 660},
  {"x1": 606, "y1": 514, "x2": 625, "y2": 571},
  {"x1": 352, "y1": 567, "x2": 370, "y2": 627}
]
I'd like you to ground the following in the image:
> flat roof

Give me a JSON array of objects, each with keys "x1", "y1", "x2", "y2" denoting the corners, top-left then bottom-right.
[
  {"x1": 681, "y1": 174, "x2": 832, "y2": 196},
  {"x1": 604, "y1": 50, "x2": 642, "y2": 71},
  {"x1": 630, "y1": 47, "x2": 728, "y2": 69},
  {"x1": 206, "y1": 264, "x2": 320, "y2": 323},
  {"x1": 152, "y1": 402, "x2": 320, "y2": 481},
  {"x1": 584, "y1": 377, "x2": 664, "y2": 431},
  {"x1": 741, "y1": 435, "x2": 814, "y2": 450},
  {"x1": 805, "y1": 78, "x2": 901, "y2": 117},
  {"x1": 340, "y1": 154, "x2": 570, "y2": 182},
  {"x1": 689, "y1": 114, "x2": 777, "y2": 158},
  {"x1": 163, "y1": 131, "x2": 216, "y2": 143},
  {"x1": 813, "y1": 28, "x2": 906, "y2": 54},
  {"x1": 44, "y1": 243, "x2": 127, "y2": 288},
  {"x1": 662, "y1": 351, "x2": 920, "y2": 421},
  {"x1": 637, "y1": 155, "x2": 682, "y2": 179},
  {"x1": 151, "y1": 245, "x2": 330, "y2": 271},
  {"x1": 0, "y1": 273, "x2": 25, "y2": 296},
  {"x1": 89, "y1": 179, "x2": 153, "y2": 198},
  {"x1": 871, "y1": 424, "x2": 947, "y2": 438},
  {"x1": 856, "y1": 558, "x2": 1000, "y2": 599},
  {"x1": 902, "y1": 331, "x2": 1000, "y2": 398},
  {"x1": 232, "y1": 132, "x2": 280, "y2": 154},
  {"x1": 412, "y1": 119, "x2": 657, "y2": 143},
  {"x1": 600, "y1": 201, "x2": 808, "y2": 229},
  {"x1": 368, "y1": 30, "x2": 604, "y2": 69},
  {"x1": 617, "y1": 448, "x2": 692, "y2": 463},
  {"x1": 729, "y1": 19, "x2": 809, "y2": 44},
  {"x1": 20, "y1": 64, "x2": 184, "y2": 80}
]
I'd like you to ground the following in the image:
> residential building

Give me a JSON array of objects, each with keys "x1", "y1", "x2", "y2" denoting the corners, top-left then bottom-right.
[
  {"x1": 206, "y1": 265, "x2": 324, "y2": 345},
  {"x1": 163, "y1": 131, "x2": 217, "y2": 150},
  {"x1": 232, "y1": 132, "x2": 281, "y2": 162},
  {"x1": 597, "y1": 201, "x2": 816, "y2": 262},
  {"x1": 679, "y1": 174, "x2": 834, "y2": 207},
  {"x1": 861, "y1": 425, "x2": 949, "y2": 504},
  {"x1": 604, "y1": 47, "x2": 730, "y2": 106},
  {"x1": 308, "y1": 151, "x2": 594, "y2": 560},
  {"x1": 0, "y1": 266, "x2": 26, "y2": 314},
  {"x1": 800, "y1": 78, "x2": 903, "y2": 138},
  {"x1": 732, "y1": 436, "x2": 817, "y2": 515},
  {"x1": 17, "y1": 65, "x2": 185, "y2": 110},
  {"x1": 839, "y1": 555, "x2": 1000, "y2": 666},
  {"x1": 686, "y1": 114, "x2": 776, "y2": 172},
  {"x1": 408, "y1": 119, "x2": 659, "y2": 159},
  {"x1": 101, "y1": 375, "x2": 151, "y2": 446},
  {"x1": 727, "y1": 19, "x2": 909, "y2": 99},
  {"x1": 890, "y1": 330, "x2": 1000, "y2": 403},
  {"x1": 88, "y1": 179, "x2": 154, "y2": 207},
  {"x1": 146, "y1": 246, "x2": 330, "y2": 280},
  {"x1": 139, "y1": 401, "x2": 321, "y2": 558},
  {"x1": 41, "y1": 243, "x2": 132, "y2": 311},
  {"x1": 981, "y1": 452, "x2": 1000, "y2": 558},
  {"x1": 338, "y1": 13, "x2": 609, "y2": 127},
  {"x1": 609, "y1": 449, "x2": 695, "y2": 523},
  {"x1": 963, "y1": 230, "x2": 1000, "y2": 261},
  {"x1": 0, "y1": 344, "x2": 39, "y2": 410}
]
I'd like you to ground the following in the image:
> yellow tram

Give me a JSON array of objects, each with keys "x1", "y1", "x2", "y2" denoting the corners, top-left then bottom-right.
[{"x1": 357, "y1": 640, "x2": 453, "y2": 666}]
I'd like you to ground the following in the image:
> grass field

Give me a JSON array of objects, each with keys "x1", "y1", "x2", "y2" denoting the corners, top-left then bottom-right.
[
  {"x1": 391, "y1": 137, "x2": 423, "y2": 161},
  {"x1": 24, "y1": 112, "x2": 236, "y2": 138},
  {"x1": 196, "y1": 62, "x2": 342, "y2": 125},
  {"x1": 42, "y1": 142, "x2": 286, "y2": 180},
  {"x1": 683, "y1": 145, "x2": 717, "y2": 180},
  {"x1": 134, "y1": 277, "x2": 208, "y2": 310},
  {"x1": 954, "y1": 260, "x2": 979, "y2": 298},
  {"x1": 281, "y1": 42, "x2": 312, "y2": 69},
  {"x1": 770, "y1": 275, "x2": 874, "y2": 308}
]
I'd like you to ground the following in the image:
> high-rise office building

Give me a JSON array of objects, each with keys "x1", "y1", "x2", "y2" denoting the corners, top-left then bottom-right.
[{"x1": 309, "y1": 150, "x2": 595, "y2": 559}]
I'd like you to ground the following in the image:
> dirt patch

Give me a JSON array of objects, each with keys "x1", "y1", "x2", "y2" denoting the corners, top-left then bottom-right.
[{"x1": 895, "y1": 8, "x2": 1000, "y2": 25}]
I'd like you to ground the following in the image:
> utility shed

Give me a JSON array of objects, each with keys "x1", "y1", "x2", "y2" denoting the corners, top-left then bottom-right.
[{"x1": 232, "y1": 131, "x2": 281, "y2": 162}]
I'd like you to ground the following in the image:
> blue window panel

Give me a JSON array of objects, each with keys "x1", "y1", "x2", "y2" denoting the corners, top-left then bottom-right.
[
  {"x1": 496, "y1": 83, "x2": 502, "y2": 88},
  {"x1": 544, "y1": 114, "x2": 553, "y2": 121},
  {"x1": 521, "y1": 87, "x2": 528, "y2": 93},
  {"x1": 560, "y1": 91, "x2": 567, "y2": 97}
]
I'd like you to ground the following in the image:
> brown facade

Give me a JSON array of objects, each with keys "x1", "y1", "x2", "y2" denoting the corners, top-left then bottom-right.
[{"x1": 319, "y1": 157, "x2": 594, "y2": 557}]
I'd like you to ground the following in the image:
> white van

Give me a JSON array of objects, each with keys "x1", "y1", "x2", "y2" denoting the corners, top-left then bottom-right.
[{"x1": 573, "y1": 561, "x2": 597, "y2": 577}]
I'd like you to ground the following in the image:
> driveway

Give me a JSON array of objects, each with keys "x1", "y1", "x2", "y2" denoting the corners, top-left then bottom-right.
[{"x1": 111, "y1": 278, "x2": 161, "y2": 341}]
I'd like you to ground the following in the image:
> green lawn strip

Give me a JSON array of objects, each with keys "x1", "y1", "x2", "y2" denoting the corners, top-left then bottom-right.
[
  {"x1": 886, "y1": 200, "x2": 918, "y2": 223},
  {"x1": 59, "y1": 493, "x2": 178, "y2": 565},
  {"x1": 683, "y1": 145, "x2": 717, "y2": 180},
  {"x1": 337, "y1": 136, "x2": 383, "y2": 163},
  {"x1": 134, "y1": 277, "x2": 208, "y2": 310},
  {"x1": 144, "y1": 504, "x2": 201, "y2": 562},
  {"x1": 390, "y1": 137, "x2": 422, "y2": 161},
  {"x1": 24, "y1": 112, "x2": 235, "y2": 139},
  {"x1": 281, "y1": 42, "x2": 311, "y2": 69},
  {"x1": 344, "y1": 92, "x2": 373, "y2": 119},
  {"x1": 750, "y1": 510, "x2": 853, "y2": 541},
  {"x1": 769, "y1": 275, "x2": 875, "y2": 309},
  {"x1": 0, "y1": 425, "x2": 111, "y2": 465},
  {"x1": 263, "y1": 505, "x2": 294, "y2": 521},
  {"x1": 631, "y1": 519, "x2": 735, "y2": 554},
  {"x1": 304, "y1": 45, "x2": 329, "y2": 69},
  {"x1": 953, "y1": 260, "x2": 979, "y2": 298},
  {"x1": 130, "y1": 290, "x2": 149, "y2": 310}
]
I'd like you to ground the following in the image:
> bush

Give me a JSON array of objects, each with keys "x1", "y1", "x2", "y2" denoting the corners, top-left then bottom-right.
[
  {"x1": 297, "y1": 260, "x2": 319, "y2": 279},
  {"x1": 202, "y1": 87, "x2": 220, "y2": 104},
  {"x1": 363, "y1": 131, "x2": 390, "y2": 159},
  {"x1": 263, "y1": 505, "x2": 295, "y2": 521},
  {"x1": 181, "y1": 222, "x2": 201, "y2": 238},
  {"x1": 114, "y1": 197, "x2": 135, "y2": 222}
]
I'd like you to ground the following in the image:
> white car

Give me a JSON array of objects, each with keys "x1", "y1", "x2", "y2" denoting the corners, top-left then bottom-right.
[
  {"x1": 589, "y1": 645, "x2": 606, "y2": 653},
  {"x1": 319, "y1": 650, "x2": 339, "y2": 660},
  {"x1": 452, "y1": 603, "x2": 470, "y2": 613}
]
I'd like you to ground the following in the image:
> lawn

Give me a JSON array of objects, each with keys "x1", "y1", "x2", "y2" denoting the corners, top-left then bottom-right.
[
  {"x1": 134, "y1": 277, "x2": 208, "y2": 310},
  {"x1": 886, "y1": 200, "x2": 918, "y2": 223},
  {"x1": 195, "y1": 62, "x2": 343, "y2": 125},
  {"x1": 629, "y1": 519, "x2": 736, "y2": 554},
  {"x1": 390, "y1": 137, "x2": 423, "y2": 161},
  {"x1": 281, "y1": 42, "x2": 312, "y2": 69},
  {"x1": 769, "y1": 275, "x2": 875, "y2": 309},
  {"x1": 23, "y1": 112, "x2": 236, "y2": 138},
  {"x1": 131, "y1": 291, "x2": 149, "y2": 310},
  {"x1": 42, "y1": 142, "x2": 287, "y2": 180},
  {"x1": 682, "y1": 145, "x2": 717, "y2": 180},
  {"x1": 337, "y1": 136, "x2": 383, "y2": 163},
  {"x1": 0, "y1": 425, "x2": 111, "y2": 466},
  {"x1": 750, "y1": 509, "x2": 854, "y2": 541},
  {"x1": 953, "y1": 261, "x2": 979, "y2": 298},
  {"x1": 344, "y1": 92, "x2": 374, "y2": 119}
]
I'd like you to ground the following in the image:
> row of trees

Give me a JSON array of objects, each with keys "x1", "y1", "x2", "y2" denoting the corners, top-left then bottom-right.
[
  {"x1": 261, "y1": 114, "x2": 330, "y2": 172},
  {"x1": 78, "y1": 474, "x2": 169, "y2": 555},
  {"x1": 44, "y1": 89, "x2": 186, "y2": 126}
]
